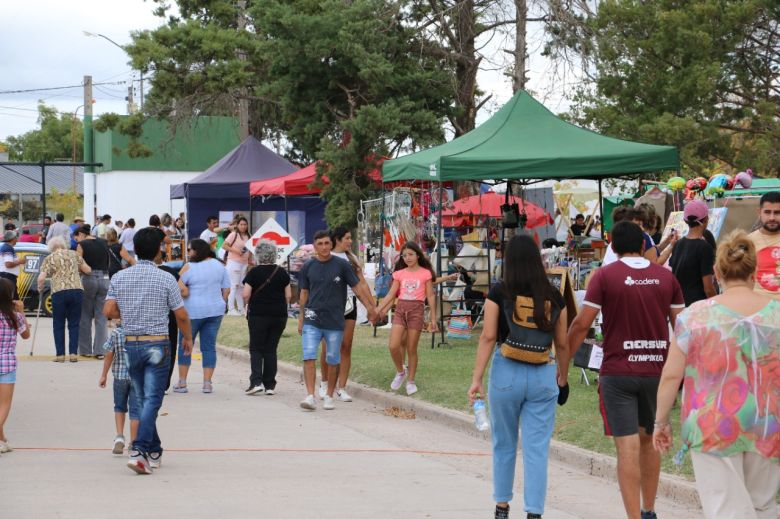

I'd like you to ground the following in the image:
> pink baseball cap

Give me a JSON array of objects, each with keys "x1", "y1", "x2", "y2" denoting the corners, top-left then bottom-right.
[{"x1": 683, "y1": 200, "x2": 708, "y2": 223}]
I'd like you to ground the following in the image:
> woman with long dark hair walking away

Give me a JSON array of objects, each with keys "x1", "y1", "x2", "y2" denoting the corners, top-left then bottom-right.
[{"x1": 468, "y1": 234, "x2": 570, "y2": 519}]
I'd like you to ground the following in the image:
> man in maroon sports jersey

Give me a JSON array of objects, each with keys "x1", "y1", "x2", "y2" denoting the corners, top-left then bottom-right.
[{"x1": 567, "y1": 221, "x2": 685, "y2": 519}]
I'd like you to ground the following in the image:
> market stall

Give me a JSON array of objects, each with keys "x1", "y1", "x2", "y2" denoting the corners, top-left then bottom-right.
[{"x1": 381, "y1": 90, "x2": 680, "y2": 346}]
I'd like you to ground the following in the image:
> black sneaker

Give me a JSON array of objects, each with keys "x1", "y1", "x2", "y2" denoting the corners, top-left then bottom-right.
[
  {"x1": 640, "y1": 512, "x2": 657, "y2": 519},
  {"x1": 527, "y1": 514, "x2": 542, "y2": 519},
  {"x1": 495, "y1": 504, "x2": 509, "y2": 519}
]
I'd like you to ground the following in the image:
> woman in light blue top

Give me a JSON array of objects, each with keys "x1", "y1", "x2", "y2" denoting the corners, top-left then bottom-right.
[{"x1": 172, "y1": 239, "x2": 230, "y2": 394}]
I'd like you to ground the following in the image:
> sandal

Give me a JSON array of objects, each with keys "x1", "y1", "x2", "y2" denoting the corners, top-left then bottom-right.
[
  {"x1": 172, "y1": 381, "x2": 188, "y2": 393},
  {"x1": 202, "y1": 381, "x2": 213, "y2": 394}
]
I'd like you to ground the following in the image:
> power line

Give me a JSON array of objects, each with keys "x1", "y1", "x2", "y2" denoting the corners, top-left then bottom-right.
[{"x1": 0, "y1": 80, "x2": 127, "y2": 95}]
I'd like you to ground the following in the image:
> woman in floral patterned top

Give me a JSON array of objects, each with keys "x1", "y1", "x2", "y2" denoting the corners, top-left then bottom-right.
[
  {"x1": 37, "y1": 236, "x2": 92, "y2": 362},
  {"x1": 654, "y1": 230, "x2": 779, "y2": 519}
]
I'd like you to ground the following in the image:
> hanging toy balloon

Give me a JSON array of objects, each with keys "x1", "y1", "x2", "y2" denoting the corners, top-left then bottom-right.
[
  {"x1": 725, "y1": 175, "x2": 735, "y2": 191},
  {"x1": 687, "y1": 177, "x2": 707, "y2": 194},
  {"x1": 735, "y1": 171, "x2": 753, "y2": 189},
  {"x1": 705, "y1": 174, "x2": 729, "y2": 197},
  {"x1": 667, "y1": 176, "x2": 685, "y2": 192}
]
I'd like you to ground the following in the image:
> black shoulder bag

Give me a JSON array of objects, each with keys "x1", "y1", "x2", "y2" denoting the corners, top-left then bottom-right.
[{"x1": 246, "y1": 265, "x2": 280, "y2": 317}]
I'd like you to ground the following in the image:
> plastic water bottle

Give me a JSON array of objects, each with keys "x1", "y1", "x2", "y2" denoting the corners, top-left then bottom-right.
[{"x1": 473, "y1": 399, "x2": 490, "y2": 432}]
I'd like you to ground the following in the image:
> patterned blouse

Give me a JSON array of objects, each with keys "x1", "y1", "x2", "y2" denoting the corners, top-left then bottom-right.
[
  {"x1": 675, "y1": 299, "x2": 780, "y2": 462},
  {"x1": 40, "y1": 249, "x2": 86, "y2": 293}
]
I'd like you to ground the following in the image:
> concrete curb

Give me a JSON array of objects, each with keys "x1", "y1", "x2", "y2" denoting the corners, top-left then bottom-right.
[{"x1": 217, "y1": 344, "x2": 700, "y2": 508}]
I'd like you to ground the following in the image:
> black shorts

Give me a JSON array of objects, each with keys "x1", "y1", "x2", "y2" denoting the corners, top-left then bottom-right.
[
  {"x1": 345, "y1": 296, "x2": 357, "y2": 321},
  {"x1": 598, "y1": 375, "x2": 660, "y2": 437}
]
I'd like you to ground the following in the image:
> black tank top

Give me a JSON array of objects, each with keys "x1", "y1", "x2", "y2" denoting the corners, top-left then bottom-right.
[{"x1": 79, "y1": 238, "x2": 110, "y2": 271}]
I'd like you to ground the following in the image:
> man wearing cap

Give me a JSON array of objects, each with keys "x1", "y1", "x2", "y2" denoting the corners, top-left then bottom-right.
[
  {"x1": 0, "y1": 230, "x2": 23, "y2": 300},
  {"x1": 669, "y1": 200, "x2": 717, "y2": 306}
]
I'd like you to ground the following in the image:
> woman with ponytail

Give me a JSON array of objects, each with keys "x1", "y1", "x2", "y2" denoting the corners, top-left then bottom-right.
[{"x1": 654, "y1": 230, "x2": 780, "y2": 518}]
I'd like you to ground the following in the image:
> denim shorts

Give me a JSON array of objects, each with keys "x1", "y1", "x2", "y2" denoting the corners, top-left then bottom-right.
[
  {"x1": 302, "y1": 325, "x2": 343, "y2": 365},
  {"x1": 0, "y1": 370, "x2": 16, "y2": 384},
  {"x1": 113, "y1": 378, "x2": 140, "y2": 420}
]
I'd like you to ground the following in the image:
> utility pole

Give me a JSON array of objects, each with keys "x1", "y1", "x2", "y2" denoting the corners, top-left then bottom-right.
[
  {"x1": 127, "y1": 84, "x2": 136, "y2": 114},
  {"x1": 83, "y1": 75, "x2": 96, "y2": 224}
]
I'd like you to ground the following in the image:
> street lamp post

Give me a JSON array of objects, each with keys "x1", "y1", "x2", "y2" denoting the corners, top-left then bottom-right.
[{"x1": 82, "y1": 31, "x2": 144, "y2": 111}]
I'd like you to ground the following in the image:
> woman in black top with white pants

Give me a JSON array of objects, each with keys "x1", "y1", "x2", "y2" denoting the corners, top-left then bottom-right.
[{"x1": 242, "y1": 239, "x2": 291, "y2": 395}]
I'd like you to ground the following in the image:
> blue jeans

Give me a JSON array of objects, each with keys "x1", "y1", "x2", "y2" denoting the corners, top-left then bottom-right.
[
  {"x1": 177, "y1": 315, "x2": 223, "y2": 369},
  {"x1": 52, "y1": 289, "x2": 82, "y2": 356},
  {"x1": 125, "y1": 340, "x2": 170, "y2": 456},
  {"x1": 488, "y1": 349, "x2": 558, "y2": 514},
  {"x1": 113, "y1": 378, "x2": 139, "y2": 419},
  {"x1": 301, "y1": 325, "x2": 343, "y2": 365}
]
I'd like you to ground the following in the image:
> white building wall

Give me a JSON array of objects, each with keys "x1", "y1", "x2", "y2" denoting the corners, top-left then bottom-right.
[{"x1": 89, "y1": 170, "x2": 200, "y2": 226}]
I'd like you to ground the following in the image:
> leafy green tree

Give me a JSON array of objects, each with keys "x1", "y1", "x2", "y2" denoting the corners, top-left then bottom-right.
[
  {"x1": 571, "y1": 0, "x2": 780, "y2": 177},
  {"x1": 127, "y1": 0, "x2": 454, "y2": 227},
  {"x1": 5, "y1": 104, "x2": 83, "y2": 162}
]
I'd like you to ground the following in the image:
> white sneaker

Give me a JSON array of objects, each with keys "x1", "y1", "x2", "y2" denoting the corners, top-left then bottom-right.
[
  {"x1": 300, "y1": 394, "x2": 316, "y2": 411},
  {"x1": 245, "y1": 384, "x2": 264, "y2": 395},
  {"x1": 264, "y1": 388, "x2": 275, "y2": 395},
  {"x1": 318, "y1": 381, "x2": 328, "y2": 399},
  {"x1": 390, "y1": 370, "x2": 407, "y2": 391},
  {"x1": 112, "y1": 435, "x2": 125, "y2": 455},
  {"x1": 323, "y1": 396, "x2": 335, "y2": 410},
  {"x1": 406, "y1": 381, "x2": 418, "y2": 396},
  {"x1": 336, "y1": 388, "x2": 353, "y2": 402},
  {"x1": 148, "y1": 451, "x2": 162, "y2": 469},
  {"x1": 0, "y1": 440, "x2": 12, "y2": 453}
]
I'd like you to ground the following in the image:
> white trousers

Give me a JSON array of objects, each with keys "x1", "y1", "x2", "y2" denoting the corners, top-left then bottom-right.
[
  {"x1": 691, "y1": 450, "x2": 780, "y2": 519},
  {"x1": 226, "y1": 260, "x2": 248, "y2": 313}
]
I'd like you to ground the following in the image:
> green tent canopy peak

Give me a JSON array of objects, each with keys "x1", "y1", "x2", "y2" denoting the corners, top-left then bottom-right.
[{"x1": 382, "y1": 90, "x2": 679, "y2": 183}]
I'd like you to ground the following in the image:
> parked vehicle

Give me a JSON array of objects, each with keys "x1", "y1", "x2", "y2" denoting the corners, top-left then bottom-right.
[{"x1": 13, "y1": 242, "x2": 52, "y2": 316}]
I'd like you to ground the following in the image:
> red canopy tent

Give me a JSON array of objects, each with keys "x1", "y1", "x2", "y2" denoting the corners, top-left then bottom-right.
[
  {"x1": 249, "y1": 161, "x2": 384, "y2": 197},
  {"x1": 441, "y1": 191, "x2": 553, "y2": 228}
]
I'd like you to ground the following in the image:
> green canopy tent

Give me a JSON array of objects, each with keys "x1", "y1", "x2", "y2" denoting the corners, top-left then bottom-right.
[{"x1": 382, "y1": 90, "x2": 679, "y2": 183}]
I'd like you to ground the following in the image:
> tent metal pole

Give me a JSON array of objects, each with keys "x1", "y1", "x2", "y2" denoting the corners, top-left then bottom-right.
[
  {"x1": 436, "y1": 180, "x2": 445, "y2": 348},
  {"x1": 374, "y1": 184, "x2": 386, "y2": 338},
  {"x1": 284, "y1": 195, "x2": 291, "y2": 273},
  {"x1": 598, "y1": 178, "x2": 604, "y2": 239}
]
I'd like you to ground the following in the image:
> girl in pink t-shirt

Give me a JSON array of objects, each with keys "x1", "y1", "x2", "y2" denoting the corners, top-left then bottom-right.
[
  {"x1": 221, "y1": 216, "x2": 254, "y2": 315},
  {"x1": 377, "y1": 242, "x2": 437, "y2": 396}
]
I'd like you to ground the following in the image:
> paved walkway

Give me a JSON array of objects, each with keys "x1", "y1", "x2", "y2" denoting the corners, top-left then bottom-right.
[{"x1": 3, "y1": 318, "x2": 702, "y2": 518}]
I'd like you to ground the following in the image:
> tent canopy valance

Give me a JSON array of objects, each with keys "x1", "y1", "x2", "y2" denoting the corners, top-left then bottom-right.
[
  {"x1": 171, "y1": 136, "x2": 298, "y2": 199},
  {"x1": 249, "y1": 160, "x2": 384, "y2": 197},
  {"x1": 382, "y1": 91, "x2": 679, "y2": 183}
]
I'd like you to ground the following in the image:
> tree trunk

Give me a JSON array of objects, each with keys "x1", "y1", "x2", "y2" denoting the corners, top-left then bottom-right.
[
  {"x1": 513, "y1": 0, "x2": 528, "y2": 92},
  {"x1": 452, "y1": 0, "x2": 480, "y2": 138}
]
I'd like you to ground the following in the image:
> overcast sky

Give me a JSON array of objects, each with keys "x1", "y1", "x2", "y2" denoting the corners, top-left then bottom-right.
[{"x1": 0, "y1": 0, "x2": 568, "y2": 142}]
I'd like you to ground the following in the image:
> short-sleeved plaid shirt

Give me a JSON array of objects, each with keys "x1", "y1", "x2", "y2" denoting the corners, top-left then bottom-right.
[
  {"x1": 106, "y1": 260, "x2": 183, "y2": 336},
  {"x1": 103, "y1": 327, "x2": 129, "y2": 380},
  {"x1": 0, "y1": 312, "x2": 27, "y2": 374}
]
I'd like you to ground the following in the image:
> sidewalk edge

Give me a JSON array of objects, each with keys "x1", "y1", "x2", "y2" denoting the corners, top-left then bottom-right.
[{"x1": 217, "y1": 344, "x2": 700, "y2": 508}]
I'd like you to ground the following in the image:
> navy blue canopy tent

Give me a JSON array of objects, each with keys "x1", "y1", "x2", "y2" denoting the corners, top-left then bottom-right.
[{"x1": 170, "y1": 136, "x2": 326, "y2": 241}]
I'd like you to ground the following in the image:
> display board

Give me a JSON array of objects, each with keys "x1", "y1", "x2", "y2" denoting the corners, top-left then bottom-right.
[
  {"x1": 546, "y1": 267, "x2": 578, "y2": 326},
  {"x1": 661, "y1": 207, "x2": 729, "y2": 242}
]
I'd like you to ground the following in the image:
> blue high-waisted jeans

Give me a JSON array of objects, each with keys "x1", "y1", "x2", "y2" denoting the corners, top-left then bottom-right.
[
  {"x1": 488, "y1": 348, "x2": 558, "y2": 515},
  {"x1": 52, "y1": 289, "x2": 82, "y2": 356},
  {"x1": 125, "y1": 340, "x2": 170, "y2": 456},
  {"x1": 177, "y1": 315, "x2": 223, "y2": 369}
]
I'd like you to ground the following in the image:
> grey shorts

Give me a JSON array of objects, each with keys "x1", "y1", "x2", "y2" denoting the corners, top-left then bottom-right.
[{"x1": 598, "y1": 375, "x2": 659, "y2": 437}]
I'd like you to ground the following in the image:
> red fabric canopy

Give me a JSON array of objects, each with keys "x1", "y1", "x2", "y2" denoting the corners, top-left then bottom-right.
[
  {"x1": 441, "y1": 191, "x2": 553, "y2": 228},
  {"x1": 249, "y1": 160, "x2": 384, "y2": 197}
]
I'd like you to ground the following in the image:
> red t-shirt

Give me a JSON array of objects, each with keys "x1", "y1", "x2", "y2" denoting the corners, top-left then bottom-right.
[{"x1": 584, "y1": 257, "x2": 685, "y2": 377}]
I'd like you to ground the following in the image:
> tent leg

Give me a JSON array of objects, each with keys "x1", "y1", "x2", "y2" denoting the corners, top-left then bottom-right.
[
  {"x1": 374, "y1": 185, "x2": 386, "y2": 338},
  {"x1": 598, "y1": 179, "x2": 604, "y2": 240},
  {"x1": 436, "y1": 181, "x2": 447, "y2": 349}
]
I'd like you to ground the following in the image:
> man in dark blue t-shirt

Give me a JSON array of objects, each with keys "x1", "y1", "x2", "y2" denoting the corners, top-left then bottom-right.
[{"x1": 297, "y1": 230, "x2": 377, "y2": 411}]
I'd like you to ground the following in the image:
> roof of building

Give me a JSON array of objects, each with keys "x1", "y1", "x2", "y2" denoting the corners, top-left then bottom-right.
[{"x1": 0, "y1": 164, "x2": 84, "y2": 195}]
